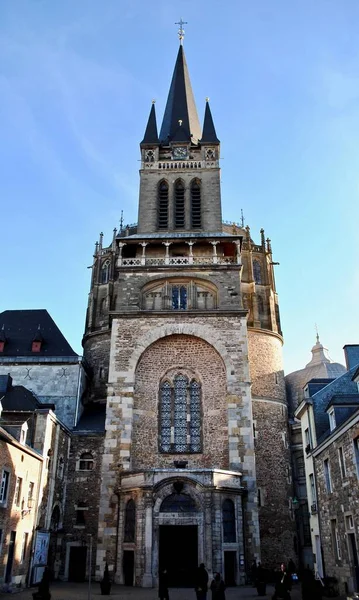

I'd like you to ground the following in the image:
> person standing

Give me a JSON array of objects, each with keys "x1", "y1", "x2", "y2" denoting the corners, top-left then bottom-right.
[
  {"x1": 195, "y1": 563, "x2": 209, "y2": 600},
  {"x1": 272, "y1": 563, "x2": 291, "y2": 600},
  {"x1": 210, "y1": 572, "x2": 226, "y2": 600},
  {"x1": 158, "y1": 567, "x2": 169, "y2": 600}
]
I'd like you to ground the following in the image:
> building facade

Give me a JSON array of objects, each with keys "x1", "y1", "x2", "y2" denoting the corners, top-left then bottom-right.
[{"x1": 83, "y1": 40, "x2": 294, "y2": 586}]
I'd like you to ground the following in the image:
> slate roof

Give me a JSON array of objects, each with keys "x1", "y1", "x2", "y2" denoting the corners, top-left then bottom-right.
[
  {"x1": 74, "y1": 403, "x2": 106, "y2": 433},
  {"x1": 1, "y1": 383, "x2": 54, "y2": 412},
  {"x1": 326, "y1": 394, "x2": 359, "y2": 408},
  {"x1": 0, "y1": 310, "x2": 77, "y2": 357},
  {"x1": 201, "y1": 101, "x2": 220, "y2": 144},
  {"x1": 159, "y1": 45, "x2": 202, "y2": 144},
  {"x1": 141, "y1": 103, "x2": 159, "y2": 146}
]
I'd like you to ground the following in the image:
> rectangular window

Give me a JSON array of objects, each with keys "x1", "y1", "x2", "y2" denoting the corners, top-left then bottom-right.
[
  {"x1": 297, "y1": 455, "x2": 305, "y2": 478},
  {"x1": 329, "y1": 409, "x2": 336, "y2": 432},
  {"x1": 28, "y1": 482, "x2": 35, "y2": 508},
  {"x1": 0, "y1": 470, "x2": 10, "y2": 504},
  {"x1": 20, "y1": 532, "x2": 29, "y2": 563},
  {"x1": 14, "y1": 476, "x2": 22, "y2": 507},
  {"x1": 305, "y1": 427, "x2": 312, "y2": 451},
  {"x1": 331, "y1": 519, "x2": 341, "y2": 561},
  {"x1": 338, "y1": 447, "x2": 346, "y2": 478},
  {"x1": 354, "y1": 437, "x2": 359, "y2": 478},
  {"x1": 309, "y1": 473, "x2": 317, "y2": 504},
  {"x1": 324, "y1": 459, "x2": 332, "y2": 493}
]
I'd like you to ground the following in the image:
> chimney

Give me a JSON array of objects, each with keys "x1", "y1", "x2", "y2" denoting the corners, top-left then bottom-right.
[{"x1": 343, "y1": 345, "x2": 359, "y2": 371}]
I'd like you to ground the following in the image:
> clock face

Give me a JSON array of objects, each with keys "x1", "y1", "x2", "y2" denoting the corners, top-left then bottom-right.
[{"x1": 173, "y1": 146, "x2": 188, "y2": 159}]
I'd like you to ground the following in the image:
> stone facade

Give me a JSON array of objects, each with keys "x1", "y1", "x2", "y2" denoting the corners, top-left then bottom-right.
[
  {"x1": 313, "y1": 415, "x2": 359, "y2": 596},
  {"x1": 80, "y1": 42, "x2": 295, "y2": 587},
  {"x1": 0, "y1": 361, "x2": 86, "y2": 429}
]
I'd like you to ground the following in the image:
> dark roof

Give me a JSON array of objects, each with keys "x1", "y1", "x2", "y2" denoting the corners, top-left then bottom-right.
[
  {"x1": 141, "y1": 103, "x2": 159, "y2": 145},
  {"x1": 0, "y1": 374, "x2": 12, "y2": 394},
  {"x1": 74, "y1": 404, "x2": 106, "y2": 433},
  {"x1": 1, "y1": 385, "x2": 42, "y2": 411},
  {"x1": 159, "y1": 45, "x2": 201, "y2": 144},
  {"x1": 326, "y1": 394, "x2": 359, "y2": 409},
  {"x1": 0, "y1": 310, "x2": 77, "y2": 357},
  {"x1": 201, "y1": 101, "x2": 220, "y2": 144}
]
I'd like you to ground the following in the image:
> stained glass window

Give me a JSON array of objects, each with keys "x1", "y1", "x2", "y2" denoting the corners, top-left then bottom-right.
[
  {"x1": 159, "y1": 375, "x2": 202, "y2": 453},
  {"x1": 172, "y1": 286, "x2": 187, "y2": 310},
  {"x1": 253, "y1": 260, "x2": 262, "y2": 284},
  {"x1": 160, "y1": 493, "x2": 197, "y2": 512},
  {"x1": 124, "y1": 499, "x2": 136, "y2": 542},
  {"x1": 223, "y1": 499, "x2": 236, "y2": 542}
]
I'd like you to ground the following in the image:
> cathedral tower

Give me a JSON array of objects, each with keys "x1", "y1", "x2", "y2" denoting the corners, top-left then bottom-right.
[{"x1": 83, "y1": 33, "x2": 293, "y2": 586}]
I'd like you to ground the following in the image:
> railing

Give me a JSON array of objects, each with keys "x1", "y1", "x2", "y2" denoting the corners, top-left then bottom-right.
[{"x1": 119, "y1": 256, "x2": 238, "y2": 267}]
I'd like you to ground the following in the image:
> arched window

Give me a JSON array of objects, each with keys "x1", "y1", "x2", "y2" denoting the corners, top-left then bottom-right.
[
  {"x1": 191, "y1": 179, "x2": 201, "y2": 229},
  {"x1": 124, "y1": 499, "x2": 136, "y2": 542},
  {"x1": 57, "y1": 456, "x2": 64, "y2": 479},
  {"x1": 79, "y1": 452, "x2": 94, "y2": 471},
  {"x1": 158, "y1": 180, "x2": 169, "y2": 229},
  {"x1": 159, "y1": 375, "x2": 202, "y2": 453},
  {"x1": 50, "y1": 505, "x2": 60, "y2": 531},
  {"x1": 100, "y1": 260, "x2": 110, "y2": 284},
  {"x1": 174, "y1": 180, "x2": 185, "y2": 229},
  {"x1": 160, "y1": 493, "x2": 197, "y2": 513},
  {"x1": 253, "y1": 260, "x2": 262, "y2": 284},
  {"x1": 223, "y1": 499, "x2": 236, "y2": 542}
]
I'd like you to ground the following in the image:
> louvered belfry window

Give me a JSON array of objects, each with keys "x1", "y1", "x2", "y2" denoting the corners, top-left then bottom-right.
[
  {"x1": 159, "y1": 375, "x2": 202, "y2": 453},
  {"x1": 158, "y1": 180, "x2": 169, "y2": 229},
  {"x1": 191, "y1": 179, "x2": 201, "y2": 228},
  {"x1": 174, "y1": 180, "x2": 185, "y2": 228}
]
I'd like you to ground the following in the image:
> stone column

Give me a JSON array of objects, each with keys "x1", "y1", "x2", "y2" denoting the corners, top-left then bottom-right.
[
  {"x1": 211, "y1": 241, "x2": 219, "y2": 264},
  {"x1": 140, "y1": 242, "x2": 148, "y2": 266},
  {"x1": 162, "y1": 241, "x2": 172, "y2": 265},
  {"x1": 186, "y1": 241, "x2": 195, "y2": 264},
  {"x1": 142, "y1": 492, "x2": 153, "y2": 587},
  {"x1": 233, "y1": 240, "x2": 242, "y2": 265},
  {"x1": 204, "y1": 493, "x2": 213, "y2": 577},
  {"x1": 117, "y1": 242, "x2": 126, "y2": 266}
]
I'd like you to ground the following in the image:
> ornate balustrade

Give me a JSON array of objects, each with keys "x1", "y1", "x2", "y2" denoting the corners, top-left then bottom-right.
[
  {"x1": 143, "y1": 160, "x2": 219, "y2": 170},
  {"x1": 119, "y1": 256, "x2": 238, "y2": 267}
]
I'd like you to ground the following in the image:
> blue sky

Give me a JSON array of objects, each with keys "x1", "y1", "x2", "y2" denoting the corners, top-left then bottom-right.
[{"x1": 1, "y1": 0, "x2": 358, "y2": 374}]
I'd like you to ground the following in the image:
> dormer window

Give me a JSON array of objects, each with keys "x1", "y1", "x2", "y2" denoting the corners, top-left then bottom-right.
[
  {"x1": 328, "y1": 408, "x2": 336, "y2": 432},
  {"x1": 0, "y1": 326, "x2": 7, "y2": 352},
  {"x1": 20, "y1": 422, "x2": 28, "y2": 445},
  {"x1": 32, "y1": 325, "x2": 43, "y2": 352}
]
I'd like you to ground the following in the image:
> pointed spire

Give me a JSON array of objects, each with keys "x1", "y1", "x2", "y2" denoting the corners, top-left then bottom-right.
[
  {"x1": 159, "y1": 46, "x2": 201, "y2": 144},
  {"x1": 140, "y1": 101, "x2": 159, "y2": 146},
  {"x1": 201, "y1": 99, "x2": 220, "y2": 143}
]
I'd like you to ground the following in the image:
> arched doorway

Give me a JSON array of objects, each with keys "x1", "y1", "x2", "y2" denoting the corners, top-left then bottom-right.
[{"x1": 158, "y1": 487, "x2": 199, "y2": 587}]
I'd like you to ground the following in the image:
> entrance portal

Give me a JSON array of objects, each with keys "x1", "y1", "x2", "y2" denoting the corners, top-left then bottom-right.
[
  {"x1": 159, "y1": 525, "x2": 198, "y2": 587},
  {"x1": 68, "y1": 547, "x2": 87, "y2": 581}
]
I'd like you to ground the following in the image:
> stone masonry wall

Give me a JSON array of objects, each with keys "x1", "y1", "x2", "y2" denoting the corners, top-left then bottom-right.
[
  {"x1": 315, "y1": 420, "x2": 359, "y2": 596},
  {"x1": 137, "y1": 167, "x2": 222, "y2": 234},
  {"x1": 97, "y1": 314, "x2": 261, "y2": 575},
  {"x1": 62, "y1": 433, "x2": 104, "y2": 580},
  {"x1": 132, "y1": 334, "x2": 228, "y2": 469},
  {"x1": 114, "y1": 269, "x2": 242, "y2": 313},
  {"x1": 83, "y1": 331, "x2": 111, "y2": 402},
  {"x1": 248, "y1": 329, "x2": 294, "y2": 568},
  {"x1": 0, "y1": 363, "x2": 83, "y2": 429}
]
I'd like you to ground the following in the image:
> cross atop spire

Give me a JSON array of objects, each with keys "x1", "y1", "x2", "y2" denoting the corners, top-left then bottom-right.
[{"x1": 175, "y1": 18, "x2": 187, "y2": 45}]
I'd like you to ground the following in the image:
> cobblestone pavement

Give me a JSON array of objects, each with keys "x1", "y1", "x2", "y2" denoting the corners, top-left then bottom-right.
[{"x1": 0, "y1": 582, "x2": 304, "y2": 600}]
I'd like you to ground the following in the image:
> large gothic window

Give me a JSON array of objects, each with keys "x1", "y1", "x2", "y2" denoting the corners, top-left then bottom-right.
[
  {"x1": 174, "y1": 180, "x2": 185, "y2": 229},
  {"x1": 223, "y1": 499, "x2": 236, "y2": 542},
  {"x1": 191, "y1": 179, "x2": 201, "y2": 229},
  {"x1": 159, "y1": 374, "x2": 202, "y2": 453},
  {"x1": 124, "y1": 499, "x2": 136, "y2": 542},
  {"x1": 158, "y1": 180, "x2": 169, "y2": 229},
  {"x1": 253, "y1": 260, "x2": 262, "y2": 284},
  {"x1": 100, "y1": 260, "x2": 110, "y2": 284}
]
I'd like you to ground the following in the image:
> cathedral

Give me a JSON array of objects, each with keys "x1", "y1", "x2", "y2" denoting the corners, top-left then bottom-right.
[{"x1": 83, "y1": 33, "x2": 294, "y2": 586}]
